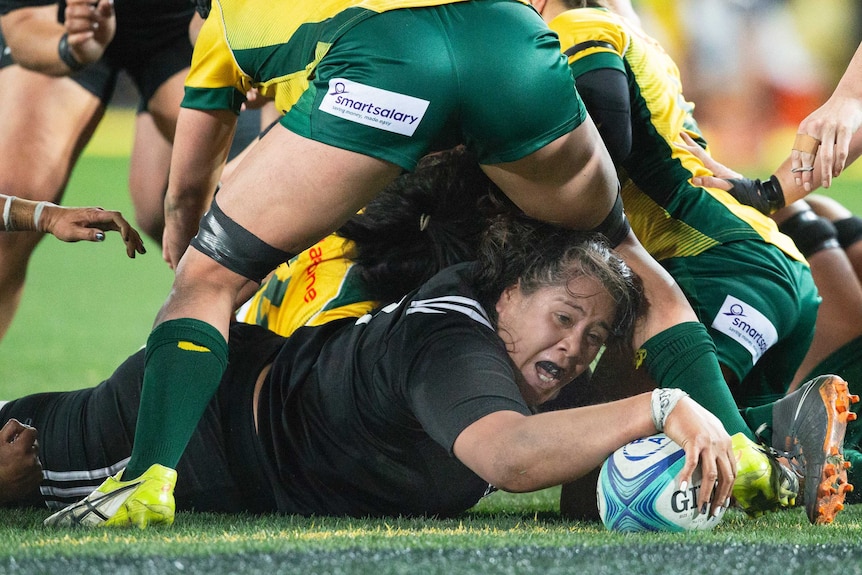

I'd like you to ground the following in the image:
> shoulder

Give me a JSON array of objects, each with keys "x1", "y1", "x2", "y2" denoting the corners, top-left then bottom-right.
[
  {"x1": 550, "y1": 7, "x2": 629, "y2": 60},
  {"x1": 401, "y1": 263, "x2": 494, "y2": 330}
]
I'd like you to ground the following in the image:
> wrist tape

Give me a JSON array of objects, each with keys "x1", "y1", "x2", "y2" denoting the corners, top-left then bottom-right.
[
  {"x1": 650, "y1": 388, "x2": 689, "y2": 432},
  {"x1": 2, "y1": 196, "x2": 14, "y2": 232}
]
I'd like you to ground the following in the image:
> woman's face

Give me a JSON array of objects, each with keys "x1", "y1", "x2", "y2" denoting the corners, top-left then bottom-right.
[{"x1": 495, "y1": 275, "x2": 615, "y2": 406}]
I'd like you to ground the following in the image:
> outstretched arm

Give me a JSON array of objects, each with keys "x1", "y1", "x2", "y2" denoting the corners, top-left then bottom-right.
[
  {"x1": 453, "y1": 392, "x2": 734, "y2": 515},
  {"x1": 1, "y1": 195, "x2": 145, "y2": 258},
  {"x1": 683, "y1": 128, "x2": 862, "y2": 211}
]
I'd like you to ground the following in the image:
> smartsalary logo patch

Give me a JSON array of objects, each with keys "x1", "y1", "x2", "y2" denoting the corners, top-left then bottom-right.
[
  {"x1": 711, "y1": 294, "x2": 777, "y2": 363},
  {"x1": 319, "y1": 78, "x2": 429, "y2": 137}
]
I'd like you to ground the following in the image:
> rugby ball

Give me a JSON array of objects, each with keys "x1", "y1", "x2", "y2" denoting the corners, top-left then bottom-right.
[{"x1": 597, "y1": 433, "x2": 725, "y2": 532}]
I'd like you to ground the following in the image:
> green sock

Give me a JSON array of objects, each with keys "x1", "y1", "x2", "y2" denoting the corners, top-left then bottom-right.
[
  {"x1": 741, "y1": 403, "x2": 773, "y2": 443},
  {"x1": 125, "y1": 318, "x2": 228, "y2": 479},
  {"x1": 637, "y1": 321, "x2": 755, "y2": 440}
]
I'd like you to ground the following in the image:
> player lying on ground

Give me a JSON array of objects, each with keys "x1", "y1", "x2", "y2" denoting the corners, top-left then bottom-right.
[
  {"x1": 4, "y1": 211, "x2": 741, "y2": 526},
  {"x1": 5, "y1": 150, "x2": 854, "y2": 526},
  {"x1": 241, "y1": 146, "x2": 859, "y2": 526}
]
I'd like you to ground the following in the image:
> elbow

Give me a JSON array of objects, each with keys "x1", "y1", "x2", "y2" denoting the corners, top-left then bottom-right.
[{"x1": 479, "y1": 458, "x2": 548, "y2": 493}]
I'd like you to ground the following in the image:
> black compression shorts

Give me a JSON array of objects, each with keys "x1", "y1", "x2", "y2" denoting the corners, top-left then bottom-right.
[{"x1": 0, "y1": 323, "x2": 286, "y2": 512}]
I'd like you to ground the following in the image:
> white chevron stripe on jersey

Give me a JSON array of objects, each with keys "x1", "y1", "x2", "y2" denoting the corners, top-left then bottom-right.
[
  {"x1": 406, "y1": 296, "x2": 493, "y2": 330},
  {"x1": 42, "y1": 457, "x2": 130, "y2": 483}
]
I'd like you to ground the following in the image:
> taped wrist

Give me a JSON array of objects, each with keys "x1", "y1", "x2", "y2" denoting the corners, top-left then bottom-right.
[
  {"x1": 724, "y1": 175, "x2": 785, "y2": 215},
  {"x1": 834, "y1": 215, "x2": 862, "y2": 249},
  {"x1": 590, "y1": 190, "x2": 630, "y2": 247},
  {"x1": 191, "y1": 196, "x2": 295, "y2": 283},
  {"x1": 2, "y1": 196, "x2": 14, "y2": 232},
  {"x1": 3, "y1": 196, "x2": 41, "y2": 232},
  {"x1": 650, "y1": 388, "x2": 689, "y2": 432},
  {"x1": 778, "y1": 209, "x2": 839, "y2": 257}
]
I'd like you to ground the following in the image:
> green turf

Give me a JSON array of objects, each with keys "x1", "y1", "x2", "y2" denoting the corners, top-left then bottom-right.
[
  {"x1": 4, "y1": 126, "x2": 862, "y2": 574},
  {"x1": 0, "y1": 156, "x2": 173, "y2": 392},
  {"x1": 3, "y1": 497, "x2": 862, "y2": 574}
]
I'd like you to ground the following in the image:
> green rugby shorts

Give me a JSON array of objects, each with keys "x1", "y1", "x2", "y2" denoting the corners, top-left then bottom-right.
[{"x1": 282, "y1": 0, "x2": 586, "y2": 170}]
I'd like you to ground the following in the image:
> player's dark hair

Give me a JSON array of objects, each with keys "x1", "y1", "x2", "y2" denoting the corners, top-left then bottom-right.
[
  {"x1": 563, "y1": 0, "x2": 606, "y2": 9},
  {"x1": 337, "y1": 146, "x2": 508, "y2": 304},
  {"x1": 473, "y1": 215, "x2": 644, "y2": 347}
]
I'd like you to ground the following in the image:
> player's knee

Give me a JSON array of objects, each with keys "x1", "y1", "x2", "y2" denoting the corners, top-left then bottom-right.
[
  {"x1": 191, "y1": 197, "x2": 294, "y2": 283},
  {"x1": 778, "y1": 209, "x2": 840, "y2": 258}
]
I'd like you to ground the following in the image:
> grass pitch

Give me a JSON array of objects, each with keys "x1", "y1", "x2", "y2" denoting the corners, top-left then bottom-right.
[{"x1": 3, "y1": 109, "x2": 862, "y2": 574}]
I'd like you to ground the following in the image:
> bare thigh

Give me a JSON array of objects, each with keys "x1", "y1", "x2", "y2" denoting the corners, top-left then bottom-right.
[
  {"x1": 157, "y1": 125, "x2": 401, "y2": 336},
  {"x1": 216, "y1": 124, "x2": 402, "y2": 255},
  {"x1": 0, "y1": 66, "x2": 102, "y2": 202}
]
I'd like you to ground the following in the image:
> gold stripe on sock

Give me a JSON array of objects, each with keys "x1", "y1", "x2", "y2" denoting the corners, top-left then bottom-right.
[{"x1": 177, "y1": 341, "x2": 211, "y2": 353}]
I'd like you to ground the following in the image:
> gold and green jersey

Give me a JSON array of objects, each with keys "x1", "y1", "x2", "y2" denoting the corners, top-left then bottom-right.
[
  {"x1": 239, "y1": 234, "x2": 376, "y2": 337},
  {"x1": 550, "y1": 7, "x2": 804, "y2": 263},
  {"x1": 184, "y1": 0, "x2": 470, "y2": 115}
]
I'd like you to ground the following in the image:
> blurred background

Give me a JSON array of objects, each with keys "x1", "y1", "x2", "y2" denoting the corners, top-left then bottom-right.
[
  {"x1": 631, "y1": 0, "x2": 862, "y2": 172},
  {"x1": 99, "y1": 0, "x2": 862, "y2": 173},
  {"x1": 4, "y1": 0, "x2": 862, "y2": 390}
]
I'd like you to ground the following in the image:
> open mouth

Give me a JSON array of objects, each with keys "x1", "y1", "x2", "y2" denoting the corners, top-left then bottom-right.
[{"x1": 536, "y1": 360, "x2": 563, "y2": 385}]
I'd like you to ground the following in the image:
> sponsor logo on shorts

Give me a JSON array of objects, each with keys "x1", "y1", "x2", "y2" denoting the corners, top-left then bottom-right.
[
  {"x1": 710, "y1": 295, "x2": 777, "y2": 363},
  {"x1": 319, "y1": 78, "x2": 429, "y2": 137}
]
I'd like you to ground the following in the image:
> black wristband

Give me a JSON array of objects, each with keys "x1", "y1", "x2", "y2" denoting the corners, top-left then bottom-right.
[
  {"x1": 724, "y1": 175, "x2": 785, "y2": 216},
  {"x1": 761, "y1": 174, "x2": 785, "y2": 215},
  {"x1": 58, "y1": 33, "x2": 86, "y2": 72}
]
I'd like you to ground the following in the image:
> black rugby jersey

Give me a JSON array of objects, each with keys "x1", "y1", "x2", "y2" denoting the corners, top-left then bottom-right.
[{"x1": 257, "y1": 262, "x2": 532, "y2": 517}]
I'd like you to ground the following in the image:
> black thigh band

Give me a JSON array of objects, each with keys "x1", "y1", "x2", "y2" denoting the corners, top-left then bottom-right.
[
  {"x1": 833, "y1": 216, "x2": 862, "y2": 249},
  {"x1": 778, "y1": 209, "x2": 840, "y2": 257},
  {"x1": 191, "y1": 197, "x2": 295, "y2": 283},
  {"x1": 590, "y1": 189, "x2": 631, "y2": 248}
]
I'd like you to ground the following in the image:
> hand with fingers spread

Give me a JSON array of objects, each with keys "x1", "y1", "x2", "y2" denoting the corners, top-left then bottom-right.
[
  {"x1": 0, "y1": 419, "x2": 43, "y2": 504},
  {"x1": 661, "y1": 396, "x2": 736, "y2": 518},
  {"x1": 41, "y1": 204, "x2": 146, "y2": 258},
  {"x1": 2, "y1": 195, "x2": 146, "y2": 258},
  {"x1": 681, "y1": 132, "x2": 786, "y2": 216}
]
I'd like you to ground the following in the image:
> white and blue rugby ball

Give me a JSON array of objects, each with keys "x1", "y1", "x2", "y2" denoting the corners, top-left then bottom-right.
[{"x1": 597, "y1": 433, "x2": 725, "y2": 532}]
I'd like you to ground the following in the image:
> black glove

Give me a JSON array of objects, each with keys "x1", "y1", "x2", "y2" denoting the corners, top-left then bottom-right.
[
  {"x1": 723, "y1": 175, "x2": 785, "y2": 216},
  {"x1": 191, "y1": 0, "x2": 210, "y2": 19}
]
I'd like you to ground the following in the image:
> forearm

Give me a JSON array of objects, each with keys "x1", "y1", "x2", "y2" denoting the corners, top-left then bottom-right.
[
  {"x1": 165, "y1": 177, "x2": 220, "y2": 231},
  {"x1": 163, "y1": 108, "x2": 237, "y2": 264},
  {"x1": 833, "y1": 43, "x2": 862, "y2": 103},
  {"x1": 454, "y1": 394, "x2": 657, "y2": 493},
  {"x1": 0, "y1": 7, "x2": 88, "y2": 75}
]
